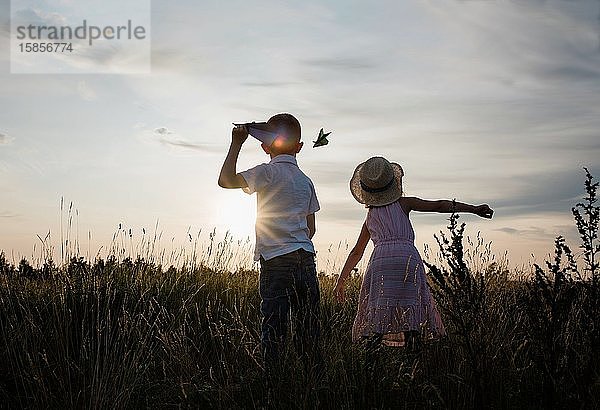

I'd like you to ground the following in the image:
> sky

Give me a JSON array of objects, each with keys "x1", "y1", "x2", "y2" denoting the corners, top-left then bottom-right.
[{"x1": 1, "y1": 0, "x2": 599, "y2": 272}]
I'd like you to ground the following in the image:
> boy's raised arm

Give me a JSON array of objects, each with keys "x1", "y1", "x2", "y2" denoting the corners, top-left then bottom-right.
[{"x1": 218, "y1": 126, "x2": 249, "y2": 189}]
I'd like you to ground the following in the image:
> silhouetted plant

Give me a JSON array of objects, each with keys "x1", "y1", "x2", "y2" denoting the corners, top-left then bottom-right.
[
  {"x1": 18, "y1": 259, "x2": 35, "y2": 279},
  {"x1": 425, "y1": 211, "x2": 490, "y2": 408},
  {"x1": 524, "y1": 168, "x2": 600, "y2": 408},
  {"x1": 40, "y1": 259, "x2": 56, "y2": 280},
  {"x1": 571, "y1": 167, "x2": 600, "y2": 405},
  {"x1": 526, "y1": 236, "x2": 580, "y2": 409},
  {"x1": 573, "y1": 167, "x2": 599, "y2": 281},
  {"x1": 0, "y1": 252, "x2": 15, "y2": 277}
]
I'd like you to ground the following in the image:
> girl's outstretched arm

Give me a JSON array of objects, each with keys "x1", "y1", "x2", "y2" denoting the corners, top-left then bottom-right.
[
  {"x1": 334, "y1": 222, "x2": 370, "y2": 303},
  {"x1": 400, "y1": 197, "x2": 493, "y2": 218}
]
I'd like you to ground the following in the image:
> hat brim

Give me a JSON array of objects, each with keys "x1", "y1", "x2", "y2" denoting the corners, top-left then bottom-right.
[{"x1": 350, "y1": 161, "x2": 404, "y2": 207}]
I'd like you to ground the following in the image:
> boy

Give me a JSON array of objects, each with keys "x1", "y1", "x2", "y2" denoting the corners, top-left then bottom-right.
[{"x1": 218, "y1": 113, "x2": 322, "y2": 374}]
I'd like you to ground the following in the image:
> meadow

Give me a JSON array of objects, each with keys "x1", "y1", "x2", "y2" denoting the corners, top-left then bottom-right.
[{"x1": 0, "y1": 169, "x2": 598, "y2": 409}]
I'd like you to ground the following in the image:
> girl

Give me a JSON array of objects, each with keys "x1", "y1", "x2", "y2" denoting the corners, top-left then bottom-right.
[{"x1": 334, "y1": 156, "x2": 493, "y2": 350}]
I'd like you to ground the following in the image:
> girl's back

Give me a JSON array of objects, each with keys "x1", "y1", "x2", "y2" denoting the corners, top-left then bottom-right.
[{"x1": 366, "y1": 200, "x2": 415, "y2": 245}]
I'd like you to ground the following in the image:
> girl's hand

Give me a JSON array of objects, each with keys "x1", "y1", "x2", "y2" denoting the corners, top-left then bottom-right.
[
  {"x1": 232, "y1": 125, "x2": 248, "y2": 146},
  {"x1": 333, "y1": 278, "x2": 346, "y2": 303},
  {"x1": 474, "y1": 204, "x2": 493, "y2": 219}
]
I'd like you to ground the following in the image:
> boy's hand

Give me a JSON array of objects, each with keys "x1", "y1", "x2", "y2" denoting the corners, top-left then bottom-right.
[
  {"x1": 232, "y1": 125, "x2": 248, "y2": 146},
  {"x1": 474, "y1": 204, "x2": 493, "y2": 219},
  {"x1": 218, "y1": 125, "x2": 250, "y2": 189}
]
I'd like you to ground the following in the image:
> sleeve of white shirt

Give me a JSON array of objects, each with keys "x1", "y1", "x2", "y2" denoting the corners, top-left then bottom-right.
[{"x1": 240, "y1": 163, "x2": 271, "y2": 195}]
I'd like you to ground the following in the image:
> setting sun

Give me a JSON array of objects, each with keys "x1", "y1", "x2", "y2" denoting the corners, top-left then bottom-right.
[{"x1": 214, "y1": 192, "x2": 256, "y2": 240}]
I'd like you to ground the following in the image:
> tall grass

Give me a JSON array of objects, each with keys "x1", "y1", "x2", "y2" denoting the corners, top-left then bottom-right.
[{"x1": 0, "y1": 168, "x2": 598, "y2": 409}]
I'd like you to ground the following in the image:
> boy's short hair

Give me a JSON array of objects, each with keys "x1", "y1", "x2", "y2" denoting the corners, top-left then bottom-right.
[{"x1": 267, "y1": 113, "x2": 301, "y2": 142}]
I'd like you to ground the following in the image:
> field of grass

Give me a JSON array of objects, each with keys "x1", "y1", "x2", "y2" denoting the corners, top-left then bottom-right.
[{"x1": 0, "y1": 169, "x2": 598, "y2": 409}]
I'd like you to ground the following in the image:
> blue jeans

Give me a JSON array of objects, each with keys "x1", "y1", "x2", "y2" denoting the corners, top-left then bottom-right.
[{"x1": 259, "y1": 249, "x2": 321, "y2": 372}]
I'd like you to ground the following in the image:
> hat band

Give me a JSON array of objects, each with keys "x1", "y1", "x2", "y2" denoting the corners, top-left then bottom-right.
[{"x1": 360, "y1": 176, "x2": 395, "y2": 193}]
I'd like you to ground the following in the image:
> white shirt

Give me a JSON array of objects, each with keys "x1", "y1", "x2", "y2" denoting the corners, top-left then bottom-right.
[{"x1": 240, "y1": 154, "x2": 320, "y2": 261}]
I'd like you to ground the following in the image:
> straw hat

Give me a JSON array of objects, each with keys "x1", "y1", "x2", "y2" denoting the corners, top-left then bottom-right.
[{"x1": 350, "y1": 157, "x2": 404, "y2": 207}]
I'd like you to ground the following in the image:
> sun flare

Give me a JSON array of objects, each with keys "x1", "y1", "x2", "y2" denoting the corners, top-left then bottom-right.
[{"x1": 214, "y1": 194, "x2": 256, "y2": 240}]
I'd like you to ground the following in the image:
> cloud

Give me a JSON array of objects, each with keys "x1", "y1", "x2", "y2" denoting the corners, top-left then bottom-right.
[
  {"x1": 0, "y1": 15, "x2": 9, "y2": 35},
  {"x1": 302, "y1": 57, "x2": 376, "y2": 71},
  {"x1": 153, "y1": 127, "x2": 172, "y2": 136},
  {"x1": 12, "y1": 8, "x2": 67, "y2": 27},
  {"x1": 494, "y1": 223, "x2": 579, "y2": 245},
  {"x1": 542, "y1": 66, "x2": 600, "y2": 83},
  {"x1": 422, "y1": 0, "x2": 600, "y2": 88},
  {"x1": 150, "y1": 126, "x2": 221, "y2": 153},
  {"x1": 490, "y1": 168, "x2": 596, "y2": 218},
  {"x1": 308, "y1": 163, "x2": 353, "y2": 187},
  {"x1": 495, "y1": 226, "x2": 554, "y2": 239},
  {"x1": 496, "y1": 227, "x2": 518, "y2": 235},
  {"x1": 77, "y1": 81, "x2": 97, "y2": 101},
  {"x1": 150, "y1": 47, "x2": 206, "y2": 74},
  {"x1": 241, "y1": 81, "x2": 298, "y2": 88},
  {"x1": 159, "y1": 139, "x2": 222, "y2": 153},
  {"x1": 317, "y1": 201, "x2": 364, "y2": 224},
  {"x1": 0, "y1": 211, "x2": 17, "y2": 218},
  {"x1": 51, "y1": 42, "x2": 150, "y2": 73},
  {"x1": 0, "y1": 132, "x2": 14, "y2": 146}
]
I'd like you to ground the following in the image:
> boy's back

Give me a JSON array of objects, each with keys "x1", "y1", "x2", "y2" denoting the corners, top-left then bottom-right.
[{"x1": 241, "y1": 154, "x2": 319, "y2": 261}]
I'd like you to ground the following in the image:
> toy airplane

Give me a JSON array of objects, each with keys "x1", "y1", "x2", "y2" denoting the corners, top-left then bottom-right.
[
  {"x1": 232, "y1": 122, "x2": 277, "y2": 146},
  {"x1": 234, "y1": 122, "x2": 332, "y2": 148},
  {"x1": 313, "y1": 128, "x2": 331, "y2": 148}
]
